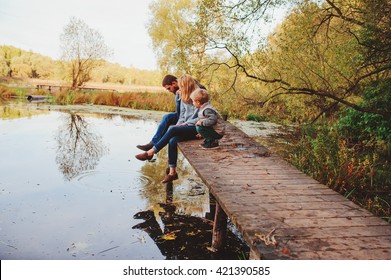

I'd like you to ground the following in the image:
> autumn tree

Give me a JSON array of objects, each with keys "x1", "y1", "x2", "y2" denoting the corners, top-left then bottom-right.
[
  {"x1": 10, "y1": 52, "x2": 56, "y2": 79},
  {"x1": 0, "y1": 45, "x2": 22, "y2": 77},
  {"x1": 0, "y1": 45, "x2": 56, "y2": 79},
  {"x1": 60, "y1": 17, "x2": 111, "y2": 88},
  {"x1": 148, "y1": 0, "x2": 390, "y2": 118},
  {"x1": 203, "y1": 0, "x2": 391, "y2": 117},
  {"x1": 147, "y1": 0, "x2": 212, "y2": 80}
]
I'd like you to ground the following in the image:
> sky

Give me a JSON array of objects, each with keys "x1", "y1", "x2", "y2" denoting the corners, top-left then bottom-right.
[{"x1": 0, "y1": 0, "x2": 157, "y2": 70}]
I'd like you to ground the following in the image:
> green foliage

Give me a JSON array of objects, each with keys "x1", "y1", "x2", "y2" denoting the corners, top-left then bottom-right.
[
  {"x1": 148, "y1": 0, "x2": 213, "y2": 79},
  {"x1": 338, "y1": 79, "x2": 391, "y2": 148},
  {"x1": 246, "y1": 113, "x2": 267, "y2": 122},
  {"x1": 289, "y1": 121, "x2": 390, "y2": 219}
]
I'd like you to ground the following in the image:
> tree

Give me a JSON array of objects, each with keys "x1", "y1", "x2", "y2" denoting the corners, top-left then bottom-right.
[
  {"x1": 60, "y1": 17, "x2": 111, "y2": 88},
  {"x1": 149, "y1": 0, "x2": 390, "y2": 118},
  {"x1": 0, "y1": 45, "x2": 22, "y2": 77},
  {"x1": 147, "y1": 0, "x2": 212, "y2": 80},
  {"x1": 10, "y1": 52, "x2": 56, "y2": 79},
  {"x1": 0, "y1": 48, "x2": 9, "y2": 76},
  {"x1": 204, "y1": 0, "x2": 391, "y2": 118}
]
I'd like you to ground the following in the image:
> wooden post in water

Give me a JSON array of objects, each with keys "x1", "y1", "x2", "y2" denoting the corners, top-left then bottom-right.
[{"x1": 212, "y1": 203, "x2": 227, "y2": 251}]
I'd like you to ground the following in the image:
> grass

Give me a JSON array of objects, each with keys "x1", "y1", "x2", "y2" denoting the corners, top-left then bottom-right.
[{"x1": 52, "y1": 90, "x2": 176, "y2": 112}]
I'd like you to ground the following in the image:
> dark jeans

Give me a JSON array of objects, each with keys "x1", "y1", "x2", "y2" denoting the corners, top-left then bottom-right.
[
  {"x1": 196, "y1": 126, "x2": 223, "y2": 142},
  {"x1": 153, "y1": 125, "x2": 198, "y2": 167},
  {"x1": 151, "y1": 112, "x2": 178, "y2": 145}
]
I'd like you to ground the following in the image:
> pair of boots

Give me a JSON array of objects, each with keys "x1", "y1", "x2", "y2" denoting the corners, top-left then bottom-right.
[
  {"x1": 135, "y1": 142, "x2": 178, "y2": 184},
  {"x1": 200, "y1": 139, "x2": 219, "y2": 149}
]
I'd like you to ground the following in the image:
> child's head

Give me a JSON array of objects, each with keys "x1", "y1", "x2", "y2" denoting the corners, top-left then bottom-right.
[{"x1": 190, "y1": 88, "x2": 209, "y2": 108}]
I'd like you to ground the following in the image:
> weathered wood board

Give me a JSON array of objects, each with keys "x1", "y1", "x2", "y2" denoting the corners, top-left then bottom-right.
[{"x1": 178, "y1": 121, "x2": 391, "y2": 260}]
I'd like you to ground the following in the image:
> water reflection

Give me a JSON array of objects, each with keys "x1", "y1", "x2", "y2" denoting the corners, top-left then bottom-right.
[
  {"x1": 139, "y1": 152, "x2": 211, "y2": 217},
  {"x1": 0, "y1": 103, "x2": 248, "y2": 259},
  {"x1": 55, "y1": 113, "x2": 108, "y2": 180},
  {"x1": 1, "y1": 102, "x2": 48, "y2": 119},
  {"x1": 133, "y1": 183, "x2": 248, "y2": 260}
]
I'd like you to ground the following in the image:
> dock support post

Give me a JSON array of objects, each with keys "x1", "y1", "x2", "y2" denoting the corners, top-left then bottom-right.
[{"x1": 212, "y1": 202, "x2": 227, "y2": 251}]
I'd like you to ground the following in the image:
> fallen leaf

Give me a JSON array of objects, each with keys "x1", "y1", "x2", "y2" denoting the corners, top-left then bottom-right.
[
  {"x1": 161, "y1": 231, "x2": 177, "y2": 240},
  {"x1": 207, "y1": 246, "x2": 218, "y2": 253},
  {"x1": 281, "y1": 247, "x2": 291, "y2": 254}
]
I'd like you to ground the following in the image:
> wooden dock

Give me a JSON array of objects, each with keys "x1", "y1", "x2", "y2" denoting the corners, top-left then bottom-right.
[{"x1": 178, "y1": 121, "x2": 391, "y2": 259}]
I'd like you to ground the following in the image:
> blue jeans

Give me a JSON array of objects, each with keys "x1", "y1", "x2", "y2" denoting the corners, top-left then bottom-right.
[
  {"x1": 153, "y1": 125, "x2": 198, "y2": 167},
  {"x1": 151, "y1": 112, "x2": 178, "y2": 145}
]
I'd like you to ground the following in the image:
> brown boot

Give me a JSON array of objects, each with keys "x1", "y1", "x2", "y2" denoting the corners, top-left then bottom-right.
[
  {"x1": 161, "y1": 173, "x2": 179, "y2": 184},
  {"x1": 135, "y1": 152, "x2": 153, "y2": 161},
  {"x1": 136, "y1": 142, "x2": 153, "y2": 151}
]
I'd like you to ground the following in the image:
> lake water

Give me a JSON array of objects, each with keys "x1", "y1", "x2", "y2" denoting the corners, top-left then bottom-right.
[{"x1": 0, "y1": 103, "x2": 248, "y2": 260}]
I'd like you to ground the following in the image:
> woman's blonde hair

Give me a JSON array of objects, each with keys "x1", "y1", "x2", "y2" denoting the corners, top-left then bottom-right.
[{"x1": 178, "y1": 74, "x2": 198, "y2": 103}]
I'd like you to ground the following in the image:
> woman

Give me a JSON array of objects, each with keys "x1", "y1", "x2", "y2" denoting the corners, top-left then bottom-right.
[{"x1": 135, "y1": 74, "x2": 200, "y2": 183}]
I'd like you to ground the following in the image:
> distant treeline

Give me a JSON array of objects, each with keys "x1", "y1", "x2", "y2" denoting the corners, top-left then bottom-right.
[{"x1": 0, "y1": 45, "x2": 162, "y2": 86}]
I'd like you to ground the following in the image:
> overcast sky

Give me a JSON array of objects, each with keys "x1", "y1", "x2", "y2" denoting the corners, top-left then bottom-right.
[{"x1": 0, "y1": 0, "x2": 157, "y2": 70}]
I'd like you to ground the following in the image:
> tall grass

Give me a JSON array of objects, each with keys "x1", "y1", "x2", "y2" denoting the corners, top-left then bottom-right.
[
  {"x1": 53, "y1": 90, "x2": 175, "y2": 112},
  {"x1": 0, "y1": 84, "x2": 13, "y2": 101}
]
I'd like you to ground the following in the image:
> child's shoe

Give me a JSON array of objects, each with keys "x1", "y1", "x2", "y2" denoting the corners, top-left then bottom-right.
[{"x1": 201, "y1": 140, "x2": 219, "y2": 149}]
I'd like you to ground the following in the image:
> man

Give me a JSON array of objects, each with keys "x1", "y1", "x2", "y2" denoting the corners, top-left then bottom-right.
[{"x1": 136, "y1": 74, "x2": 180, "y2": 151}]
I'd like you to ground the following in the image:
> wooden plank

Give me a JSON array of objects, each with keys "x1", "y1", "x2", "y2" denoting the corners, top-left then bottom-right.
[{"x1": 178, "y1": 121, "x2": 391, "y2": 260}]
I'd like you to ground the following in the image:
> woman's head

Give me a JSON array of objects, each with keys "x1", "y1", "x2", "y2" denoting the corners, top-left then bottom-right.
[{"x1": 178, "y1": 74, "x2": 198, "y2": 103}]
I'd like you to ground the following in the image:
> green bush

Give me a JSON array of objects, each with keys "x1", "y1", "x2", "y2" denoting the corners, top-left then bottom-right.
[
  {"x1": 289, "y1": 120, "x2": 390, "y2": 220},
  {"x1": 246, "y1": 113, "x2": 267, "y2": 122},
  {"x1": 338, "y1": 79, "x2": 391, "y2": 145}
]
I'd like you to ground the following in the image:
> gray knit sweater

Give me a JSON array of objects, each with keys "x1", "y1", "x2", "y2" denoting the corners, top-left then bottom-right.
[{"x1": 198, "y1": 102, "x2": 225, "y2": 135}]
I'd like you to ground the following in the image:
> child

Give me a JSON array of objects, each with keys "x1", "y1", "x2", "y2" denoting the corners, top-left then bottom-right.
[{"x1": 190, "y1": 88, "x2": 225, "y2": 149}]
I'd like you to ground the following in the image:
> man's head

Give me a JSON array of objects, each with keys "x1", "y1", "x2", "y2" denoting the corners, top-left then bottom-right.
[{"x1": 162, "y1": 74, "x2": 179, "y2": 94}]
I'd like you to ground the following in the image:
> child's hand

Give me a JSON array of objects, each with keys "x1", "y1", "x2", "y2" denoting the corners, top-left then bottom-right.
[{"x1": 196, "y1": 120, "x2": 202, "y2": 126}]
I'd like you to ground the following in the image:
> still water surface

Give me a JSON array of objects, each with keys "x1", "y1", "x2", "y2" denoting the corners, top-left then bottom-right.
[{"x1": 0, "y1": 103, "x2": 248, "y2": 259}]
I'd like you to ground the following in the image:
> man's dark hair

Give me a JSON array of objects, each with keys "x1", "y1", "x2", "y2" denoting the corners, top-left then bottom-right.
[{"x1": 162, "y1": 75, "x2": 177, "y2": 87}]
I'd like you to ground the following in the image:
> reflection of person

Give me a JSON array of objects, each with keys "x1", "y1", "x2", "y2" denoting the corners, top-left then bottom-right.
[
  {"x1": 132, "y1": 204, "x2": 214, "y2": 259},
  {"x1": 136, "y1": 74, "x2": 180, "y2": 151},
  {"x1": 190, "y1": 88, "x2": 225, "y2": 149},
  {"x1": 135, "y1": 74, "x2": 200, "y2": 183}
]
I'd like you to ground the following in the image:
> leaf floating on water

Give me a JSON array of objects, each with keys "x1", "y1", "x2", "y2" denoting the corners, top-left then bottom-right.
[
  {"x1": 161, "y1": 232, "x2": 177, "y2": 240},
  {"x1": 207, "y1": 246, "x2": 218, "y2": 253}
]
